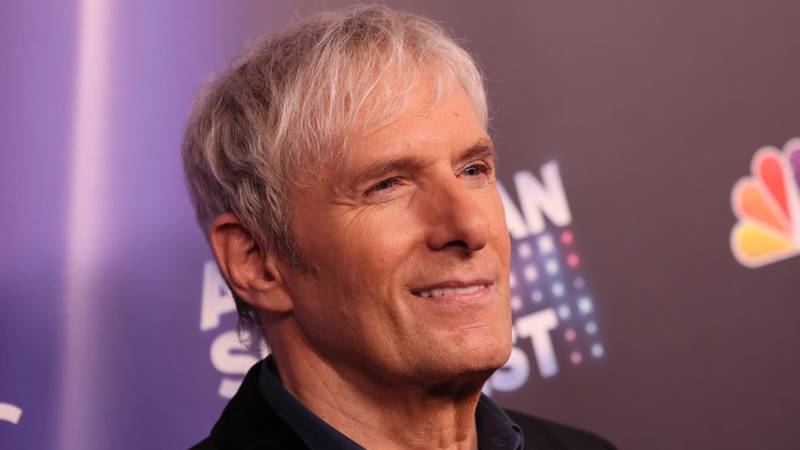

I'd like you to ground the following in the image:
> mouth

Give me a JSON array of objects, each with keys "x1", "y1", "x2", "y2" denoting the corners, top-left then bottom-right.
[{"x1": 412, "y1": 280, "x2": 493, "y2": 300}]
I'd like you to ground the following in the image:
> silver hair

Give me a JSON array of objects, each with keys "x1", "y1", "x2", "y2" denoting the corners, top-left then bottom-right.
[{"x1": 181, "y1": 4, "x2": 488, "y2": 338}]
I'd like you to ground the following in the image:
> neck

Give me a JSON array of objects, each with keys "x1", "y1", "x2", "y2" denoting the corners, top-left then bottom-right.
[{"x1": 267, "y1": 329, "x2": 488, "y2": 450}]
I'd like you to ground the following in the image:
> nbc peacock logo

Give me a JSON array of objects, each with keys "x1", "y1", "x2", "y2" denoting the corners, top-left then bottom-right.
[{"x1": 730, "y1": 137, "x2": 800, "y2": 268}]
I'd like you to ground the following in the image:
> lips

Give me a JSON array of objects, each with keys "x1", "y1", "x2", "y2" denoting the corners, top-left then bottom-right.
[{"x1": 412, "y1": 280, "x2": 492, "y2": 299}]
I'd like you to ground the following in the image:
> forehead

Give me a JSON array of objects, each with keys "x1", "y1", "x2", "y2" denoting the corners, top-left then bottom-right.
[
  {"x1": 345, "y1": 76, "x2": 486, "y2": 166},
  {"x1": 289, "y1": 73, "x2": 487, "y2": 198}
]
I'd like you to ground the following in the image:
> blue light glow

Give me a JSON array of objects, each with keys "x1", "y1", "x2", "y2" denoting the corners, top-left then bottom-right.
[
  {"x1": 537, "y1": 234, "x2": 555, "y2": 254},
  {"x1": 578, "y1": 296, "x2": 593, "y2": 314},
  {"x1": 545, "y1": 259, "x2": 559, "y2": 275},
  {"x1": 551, "y1": 282, "x2": 565, "y2": 297},
  {"x1": 558, "y1": 305, "x2": 571, "y2": 320}
]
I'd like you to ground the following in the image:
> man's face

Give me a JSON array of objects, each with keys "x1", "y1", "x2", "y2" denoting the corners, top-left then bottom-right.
[{"x1": 281, "y1": 75, "x2": 512, "y2": 386}]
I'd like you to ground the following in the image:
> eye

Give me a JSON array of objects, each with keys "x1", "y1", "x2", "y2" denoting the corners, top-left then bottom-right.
[
  {"x1": 461, "y1": 162, "x2": 491, "y2": 177},
  {"x1": 363, "y1": 176, "x2": 401, "y2": 199},
  {"x1": 372, "y1": 178, "x2": 397, "y2": 191}
]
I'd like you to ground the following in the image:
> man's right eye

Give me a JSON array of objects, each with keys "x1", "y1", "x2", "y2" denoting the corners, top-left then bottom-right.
[{"x1": 364, "y1": 177, "x2": 401, "y2": 199}]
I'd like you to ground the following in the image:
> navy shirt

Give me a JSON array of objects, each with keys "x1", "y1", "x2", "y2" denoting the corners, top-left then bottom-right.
[{"x1": 258, "y1": 358, "x2": 524, "y2": 450}]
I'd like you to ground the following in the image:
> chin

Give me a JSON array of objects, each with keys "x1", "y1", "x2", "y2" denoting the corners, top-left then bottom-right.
[
  {"x1": 426, "y1": 333, "x2": 512, "y2": 385},
  {"x1": 458, "y1": 318, "x2": 513, "y2": 369},
  {"x1": 470, "y1": 335, "x2": 513, "y2": 372}
]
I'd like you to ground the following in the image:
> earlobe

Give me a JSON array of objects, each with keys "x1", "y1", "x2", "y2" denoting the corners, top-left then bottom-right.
[{"x1": 209, "y1": 213, "x2": 294, "y2": 313}]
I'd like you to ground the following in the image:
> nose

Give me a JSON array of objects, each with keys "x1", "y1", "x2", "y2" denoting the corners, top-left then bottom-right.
[{"x1": 423, "y1": 175, "x2": 491, "y2": 254}]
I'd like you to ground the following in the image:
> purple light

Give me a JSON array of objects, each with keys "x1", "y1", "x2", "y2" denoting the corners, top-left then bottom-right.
[
  {"x1": 523, "y1": 265, "x2": 538, "y2": 282},
  {"x1": 518, "y1": 242, "x2": 533, "y2": 259}
]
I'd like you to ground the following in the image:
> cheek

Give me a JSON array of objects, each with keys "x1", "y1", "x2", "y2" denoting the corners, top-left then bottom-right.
[
  {"x1": 289, "y1": 211, "x2": 418, "y2": 351},
  {"x1": 313, "y1": 207, "x2": 419, "y2": 298},
  {"x1": 342, "y1": 204, "x2": 419, "y2": 259}
]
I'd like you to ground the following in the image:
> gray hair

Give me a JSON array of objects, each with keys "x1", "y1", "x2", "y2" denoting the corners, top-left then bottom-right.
[{"x1": 181, "y1": 4, "x2": 488, "y2": 337}]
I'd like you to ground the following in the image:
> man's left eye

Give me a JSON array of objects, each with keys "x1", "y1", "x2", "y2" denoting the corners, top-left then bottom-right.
[{"x1": 462, "y1": 163, "x2": 490, "y2": 177}]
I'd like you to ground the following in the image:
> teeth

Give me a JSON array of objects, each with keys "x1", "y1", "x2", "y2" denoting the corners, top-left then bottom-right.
[{"x1": 418, "y1": 285, "x2": 484, "y2": 298}]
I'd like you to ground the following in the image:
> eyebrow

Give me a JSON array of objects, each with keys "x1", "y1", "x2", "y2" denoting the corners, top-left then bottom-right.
[
  {"x1": 457, "y1": 138, "x2": 496, "y2": 166},
  {"x1": 353, "y1": 138, "x2": 496, "y2": 186}
]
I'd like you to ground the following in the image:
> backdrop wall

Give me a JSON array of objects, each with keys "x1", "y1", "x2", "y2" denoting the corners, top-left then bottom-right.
[{"x1": 2, "y1": 1, "x2": 798, "y2": 449}]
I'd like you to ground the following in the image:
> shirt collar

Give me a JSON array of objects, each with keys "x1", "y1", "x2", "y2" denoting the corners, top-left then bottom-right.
[
  {"x1": 258, "y1": 357, "x2": 364, "y2": 450},
  {"x1": 476, "y1": 394, "x2": 525, "y2": 450},
  {"x1": 258, "y1": 357, "x2": 524, "y2": 450}
]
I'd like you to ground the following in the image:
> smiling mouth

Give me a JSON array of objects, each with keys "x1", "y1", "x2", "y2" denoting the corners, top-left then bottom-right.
[
  {"x1": 417, "y1": 285, "x2": 486, "y2": 298},
  {"x1": 412, "y1": 280, "x2": 493, "y2": 299}
]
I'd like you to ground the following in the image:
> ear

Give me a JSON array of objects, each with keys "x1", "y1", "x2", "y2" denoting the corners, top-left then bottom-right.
[{"x1": 209, "y1": 213, "x2": 293, "y2": 313}]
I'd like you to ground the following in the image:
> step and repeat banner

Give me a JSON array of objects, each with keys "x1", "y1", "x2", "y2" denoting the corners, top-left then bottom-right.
[{"x1": 2, "y1": 1, "x2": 798, "y2": 449}]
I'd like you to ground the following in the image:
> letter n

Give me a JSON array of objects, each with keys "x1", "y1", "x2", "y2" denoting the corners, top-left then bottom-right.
[{"x1": 514, "y1": 162, "x2": 572, "y2": 235}]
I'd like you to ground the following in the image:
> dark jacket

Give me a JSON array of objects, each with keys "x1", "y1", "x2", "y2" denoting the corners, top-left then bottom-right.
[{"x1": 191, "y1": 363, "x2": 615, "y2": 450}]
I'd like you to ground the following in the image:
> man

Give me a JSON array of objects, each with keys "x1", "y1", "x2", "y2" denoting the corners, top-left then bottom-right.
[{"x1": 183, "y1": 5, "x2": 614, "y2": 449}]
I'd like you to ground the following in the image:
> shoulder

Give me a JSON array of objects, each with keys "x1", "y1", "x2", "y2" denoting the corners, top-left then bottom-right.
[
  {"x1": 188, "y1": 436, "x2": 219, "y2": 450},
  {"x1": 504, "y1": 409, "x2": 617, "y2": 450},
  {"x1": 189, "y1": 363, "x2": 308, "y2": 450}
]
